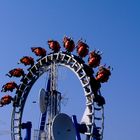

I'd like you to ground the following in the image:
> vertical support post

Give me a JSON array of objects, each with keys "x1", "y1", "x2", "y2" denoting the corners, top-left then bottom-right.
[
  {"x1": 47, "y1": 62, "x2": 61, "y2": 140},
  {"x1": 72, "y1": 115, "x2": 81, "y2": 140},
  {"x1": 22, "y1": 121, "x2": 32, "y2": 140}
]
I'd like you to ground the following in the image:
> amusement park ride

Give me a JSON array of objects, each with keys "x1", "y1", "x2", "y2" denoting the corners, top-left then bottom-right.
[{"x1": 0, "y1": 37, "x2": 111, "y2": 140}]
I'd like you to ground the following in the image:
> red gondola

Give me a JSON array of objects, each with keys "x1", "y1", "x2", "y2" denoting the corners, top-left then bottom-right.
[
  {"x1": 18, "y1": 56, "x2": 34, "y2": 66},
  {"x1": 63, "y1": 36, "x2": 75, "y2": 52},
  {"x1": 95, "y1": 66, "x2": 111, "y2": 83},
  {"x1": 6, "y1": 68, "x2": 25, "y2": 78},
  {"x1": 48, "y1": 40, "x2": 60, "y2": 52},
  {"x1": 0, "y1": 95, "x2": 13, "y2": 106},
  {"x1": 31, "y1": 47, "x2": 46, "y2": 57},
  {"x1": 88, "y1": 51, "x2": 102, "y2": 68},
  {"x1": 1, "y1": 81, "x2": 18, "y2": 92},
  {"x1": 77, "y1": 40, "x2": 89, "y2": 57}
]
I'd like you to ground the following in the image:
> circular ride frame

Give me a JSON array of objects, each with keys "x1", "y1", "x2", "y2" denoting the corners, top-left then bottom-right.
[{"x1": 11, "y1": 52, "x2": 104, "y2": 140}]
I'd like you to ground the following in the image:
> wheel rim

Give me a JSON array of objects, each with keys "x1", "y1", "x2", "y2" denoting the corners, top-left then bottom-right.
[{"x1": 11, "y1": 52, "x2": 104, "y2": 140}]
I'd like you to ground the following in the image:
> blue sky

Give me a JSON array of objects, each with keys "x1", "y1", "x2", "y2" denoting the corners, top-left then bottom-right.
[{"x1": 0, "y1": 0, "x2": 140, "y2": 140}]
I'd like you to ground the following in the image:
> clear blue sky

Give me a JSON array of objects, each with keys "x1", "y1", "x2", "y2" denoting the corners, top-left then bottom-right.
[{"x1": 0, "y1": 0, "x2": 140, "y2": 140}]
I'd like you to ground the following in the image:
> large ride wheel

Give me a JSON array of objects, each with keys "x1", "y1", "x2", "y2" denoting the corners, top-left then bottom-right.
[
  {"x1": 11, "y1": 52, "x2": 104, "y2": 140},
  {"x1": 0, "y1": 38, "x2": 112, "y2": 140}
]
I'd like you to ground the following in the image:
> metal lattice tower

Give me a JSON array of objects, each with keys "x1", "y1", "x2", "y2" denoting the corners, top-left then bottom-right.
[{"x1": 47, "y1": 62, "x2": 61, "y2": 140}]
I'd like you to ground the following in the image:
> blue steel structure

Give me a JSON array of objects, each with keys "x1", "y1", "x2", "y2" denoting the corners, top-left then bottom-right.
[{"x1": 39, "y1": 78, "x2": 50, "y2": 132}]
